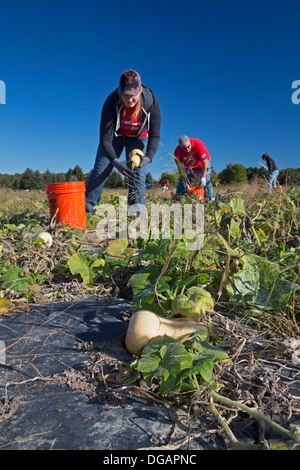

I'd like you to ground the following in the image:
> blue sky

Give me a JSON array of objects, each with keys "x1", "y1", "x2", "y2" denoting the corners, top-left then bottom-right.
[{"x1": 0, "y1": 0, "x2": 299, "y2": 180}]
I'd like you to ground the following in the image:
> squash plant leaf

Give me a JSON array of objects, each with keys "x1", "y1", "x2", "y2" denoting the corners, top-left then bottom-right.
[
  {"x1": 227, "y1": 254, "x2": 297, "y2": 310},
  {"x1": 68, "y1": 253, "x2": 93, "y2": 284},
  {"x1": 67, "y1": 252, "x2": 108, "y2": 284},
  {"x1": 0, "y1": 267, "x2": 28, "y2": 292},
  {"x1": 132, "y1": 334, "x2": 228, "y2": 397},
  {"x1": 127, "y1": 268, "x2": 172, "y2": 309},
  {"x1": 137, "y1": 335, "x2": 193, "y2": 396},
  {"x1": 107, "y1": 239, "x2": 136, "y2": 259}
]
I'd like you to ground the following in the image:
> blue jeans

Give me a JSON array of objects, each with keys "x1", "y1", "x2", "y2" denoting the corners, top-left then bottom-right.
[
  {"x1": 268, "y1": 170, "x2": 279, "y2": 192},
  {"x1": 85, "y1": 136, "x2": 148, "y2": 213},
  {"x1": 176, "y1": 160, "x2": 214, "y2": 200}
]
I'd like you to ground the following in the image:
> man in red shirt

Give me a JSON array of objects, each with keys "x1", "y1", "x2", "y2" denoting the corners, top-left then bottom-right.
[{"x1": 174, "y1": 136, "x2": 214, "y2": 200}]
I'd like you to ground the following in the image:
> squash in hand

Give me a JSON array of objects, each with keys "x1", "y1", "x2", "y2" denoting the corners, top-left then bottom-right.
[{"x1": 128, "y1": 149, "x2": 144, "y2": 169}]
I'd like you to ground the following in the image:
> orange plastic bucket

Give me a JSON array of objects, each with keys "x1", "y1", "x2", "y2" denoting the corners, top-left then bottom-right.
[
  {"x1": 46, "y1": 181, "x2": 86, "y2": 229},
  {"x1": 187, "y1": 186, "x2": 205, "y2": 202}
]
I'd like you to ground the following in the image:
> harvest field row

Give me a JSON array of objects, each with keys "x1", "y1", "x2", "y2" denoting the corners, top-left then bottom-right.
[{"x1": 0, "y1": 182, "x2": 299, "y2": 449}]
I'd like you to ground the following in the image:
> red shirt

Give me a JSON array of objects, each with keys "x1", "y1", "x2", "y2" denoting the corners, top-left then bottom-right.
[
  {"x1": 174, "y1": 138, "x2": 210, "y2": 170},
  {"x1": 119, "y1": 106, "x2": 148, "y2": 137}
]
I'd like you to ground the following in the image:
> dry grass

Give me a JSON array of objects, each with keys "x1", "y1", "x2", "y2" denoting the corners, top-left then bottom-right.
[
  {"x1": 0, "y1": 188, "x2": 46, "y2": 211},
  {"x1": 0, "y1": 180, "x2": 298, "y2": 212}
]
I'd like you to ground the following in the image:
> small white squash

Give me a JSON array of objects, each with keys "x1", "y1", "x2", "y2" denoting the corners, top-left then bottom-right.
[
  {"x1": 125, "y1": 310, "x2": 208, "y2": 355},
  {"x1": 33, "y1": 231, "x2": 53, "y2": 248}
]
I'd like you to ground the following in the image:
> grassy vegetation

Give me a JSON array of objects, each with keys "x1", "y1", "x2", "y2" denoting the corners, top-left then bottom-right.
[
  {"x1": 1, "y1": 180, "x2": 298, "y2": 328},
  {"x1": 1, "y1": 180, "x2": 300, "y2": 449}
]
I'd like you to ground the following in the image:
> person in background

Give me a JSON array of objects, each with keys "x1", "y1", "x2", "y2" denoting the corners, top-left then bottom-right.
[
  {"x1": 261, "y1": 153, "x2": 279, "y2": 193},
  {"x1": 85, "y1": 69, "x2": 161, "y2": 214},
  {"x1": 161, "y1": 179, "x2": 169, "y2": 193},
  {"x1": 174, "y1": 136, "x2": 214, "y2": 200}
]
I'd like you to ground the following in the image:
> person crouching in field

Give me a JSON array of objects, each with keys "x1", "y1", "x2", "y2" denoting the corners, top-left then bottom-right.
[
  {"x1": 174, "y1": 136, "x2": 214, "y2": 200},
  {"x1": 85, "y1": 69, "x2": 161, "y2": 214}
]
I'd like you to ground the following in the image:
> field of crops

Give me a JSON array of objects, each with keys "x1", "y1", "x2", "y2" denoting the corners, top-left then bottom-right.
[{"x1": 0, "y1": 182, "x2": 299, "y2": 449}]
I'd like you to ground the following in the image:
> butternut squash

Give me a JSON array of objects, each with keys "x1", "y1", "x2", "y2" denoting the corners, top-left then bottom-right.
[
  {"x1": 125, "y1": 309, "x2": 208, "y2": 355},
  {"x1": 128, "y1": 149, "x2": 144, "y2": 169}
]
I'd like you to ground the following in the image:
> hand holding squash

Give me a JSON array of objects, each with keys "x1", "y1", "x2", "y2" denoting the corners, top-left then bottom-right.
[{"x1": 128, "y1": 149, "x2": 144, "y2": 169}]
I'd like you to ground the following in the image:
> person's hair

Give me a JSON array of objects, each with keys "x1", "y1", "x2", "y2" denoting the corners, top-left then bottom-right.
[
  {"x1": 261, "y1": 153, "x2": 269, "y2": 160},
  {"x1": 179, "y1": 135, "x2": 190, "y2": 146},
  {"x1": 130, "y1": 96, "x2": 142, "y2": 122}
]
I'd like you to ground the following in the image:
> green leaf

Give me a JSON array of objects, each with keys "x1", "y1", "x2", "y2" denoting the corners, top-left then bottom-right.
[
  {"x1": 227, "y1": 254, "x2": 298, "y2": 310},
  {"x1": 89, "y1": 257, "x2": 108, "y2": 279},
  {"x1": 192, "y1": 340, "x2": 229, "y2": 361},
  {"x1": 128, "y1": 332, "x2": 230, "y2": 396},
  {"x1": 228, "y1": 218, "x2": 241, "y2": 238},
  {"x1": 4, "y1": 223, "x2": 26, "y2": 231},
  {"x1": 106, "y1": 238, "x2": 136, "y2": 259},
  {"x1": 127, "y1": 268, "x2": 172, "y2": 309},
  {"x1": 229, "y1": 196, "x2": 246, "y2": 215},
  {"x1": 190, "y1": 356, "x2": 215, "y2": 382},
  {"x1": 67, "y1": 253, "x2": 93, "y2": 284},
  {"x1": 0, "y1": 267, "x2": 28, "y2": 292},
  {"x1": 107, "y1": 239, "x2": 128, "y2": 257},
  {"x1": 137, "y1": 336, "x2": 193, "y2": 396}
]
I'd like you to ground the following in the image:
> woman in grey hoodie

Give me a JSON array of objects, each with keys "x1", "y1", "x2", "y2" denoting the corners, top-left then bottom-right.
[{"x1": 85, "y1": 69, "x2": 161, "y2": 214}]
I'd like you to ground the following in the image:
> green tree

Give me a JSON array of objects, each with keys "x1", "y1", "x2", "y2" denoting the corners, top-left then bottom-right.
[
  {"x1": 104, "y1": 170, "x2": 125, "y2": 188},
  {"x1": 33, "y1": 169, "x2": 44, "y2": 189},
  {"x1": 65, "y1": 165, "x2": 84, "y2": 182},
  {"x1": 246, "y1": 166, "x2": 267, "y2": 181},
  {"x1": 218, "y1": 164, "x2": 248, "y2": 184},
  {"x1": 159, "y1": 171, "x2": 179, "y2": 185},
  {"x1": 66, "y1": 168, "x2": 74, "y2": 181},
  {"x1": 278, "y1": 167, "x2": 300, "y2": 185},
  {"x1": 145, "y1": 172, "x2": 155, "y2": 187},
  {"x1": 73, "y1": 164, "x2": 84, "y2": 181},
  {"x1": 20, "y1": 168, "x2": 36, "y2": 189},
  {"x1": 209, "y1": 164, "x2": 220, "y2": 188},
  {"x1": 44, "y1": 169, "x2": 53, "y2": 184}
]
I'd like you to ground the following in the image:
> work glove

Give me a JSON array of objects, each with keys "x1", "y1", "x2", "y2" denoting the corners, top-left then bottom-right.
[
  {"x1": 200, "y1": 177, "x2": 206, "y2": 188},
  {"x1": 138, "y1": 156, "x2": 151, "y2": 169},
  {"x1": 112, "y1": 159, "x2": 134, "y2": 176}
]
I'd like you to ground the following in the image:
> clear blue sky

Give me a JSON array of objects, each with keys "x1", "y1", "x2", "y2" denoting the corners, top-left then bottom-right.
[{"x1": 1, "y1": 0, "x2": 299, "y2": 180}]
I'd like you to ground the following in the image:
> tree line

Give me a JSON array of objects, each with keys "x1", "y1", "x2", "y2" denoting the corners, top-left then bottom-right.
[
  {"x1": 0, "y1": 165, "x2": 157, "y2": 190},
  {"x1": 0, "y1": 163, "x2": 299, "y2": 190}
]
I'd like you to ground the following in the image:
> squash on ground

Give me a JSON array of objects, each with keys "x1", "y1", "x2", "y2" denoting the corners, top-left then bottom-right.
[{"x1": 125, "y1": 309, "x2": 208, "y2": 355}]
